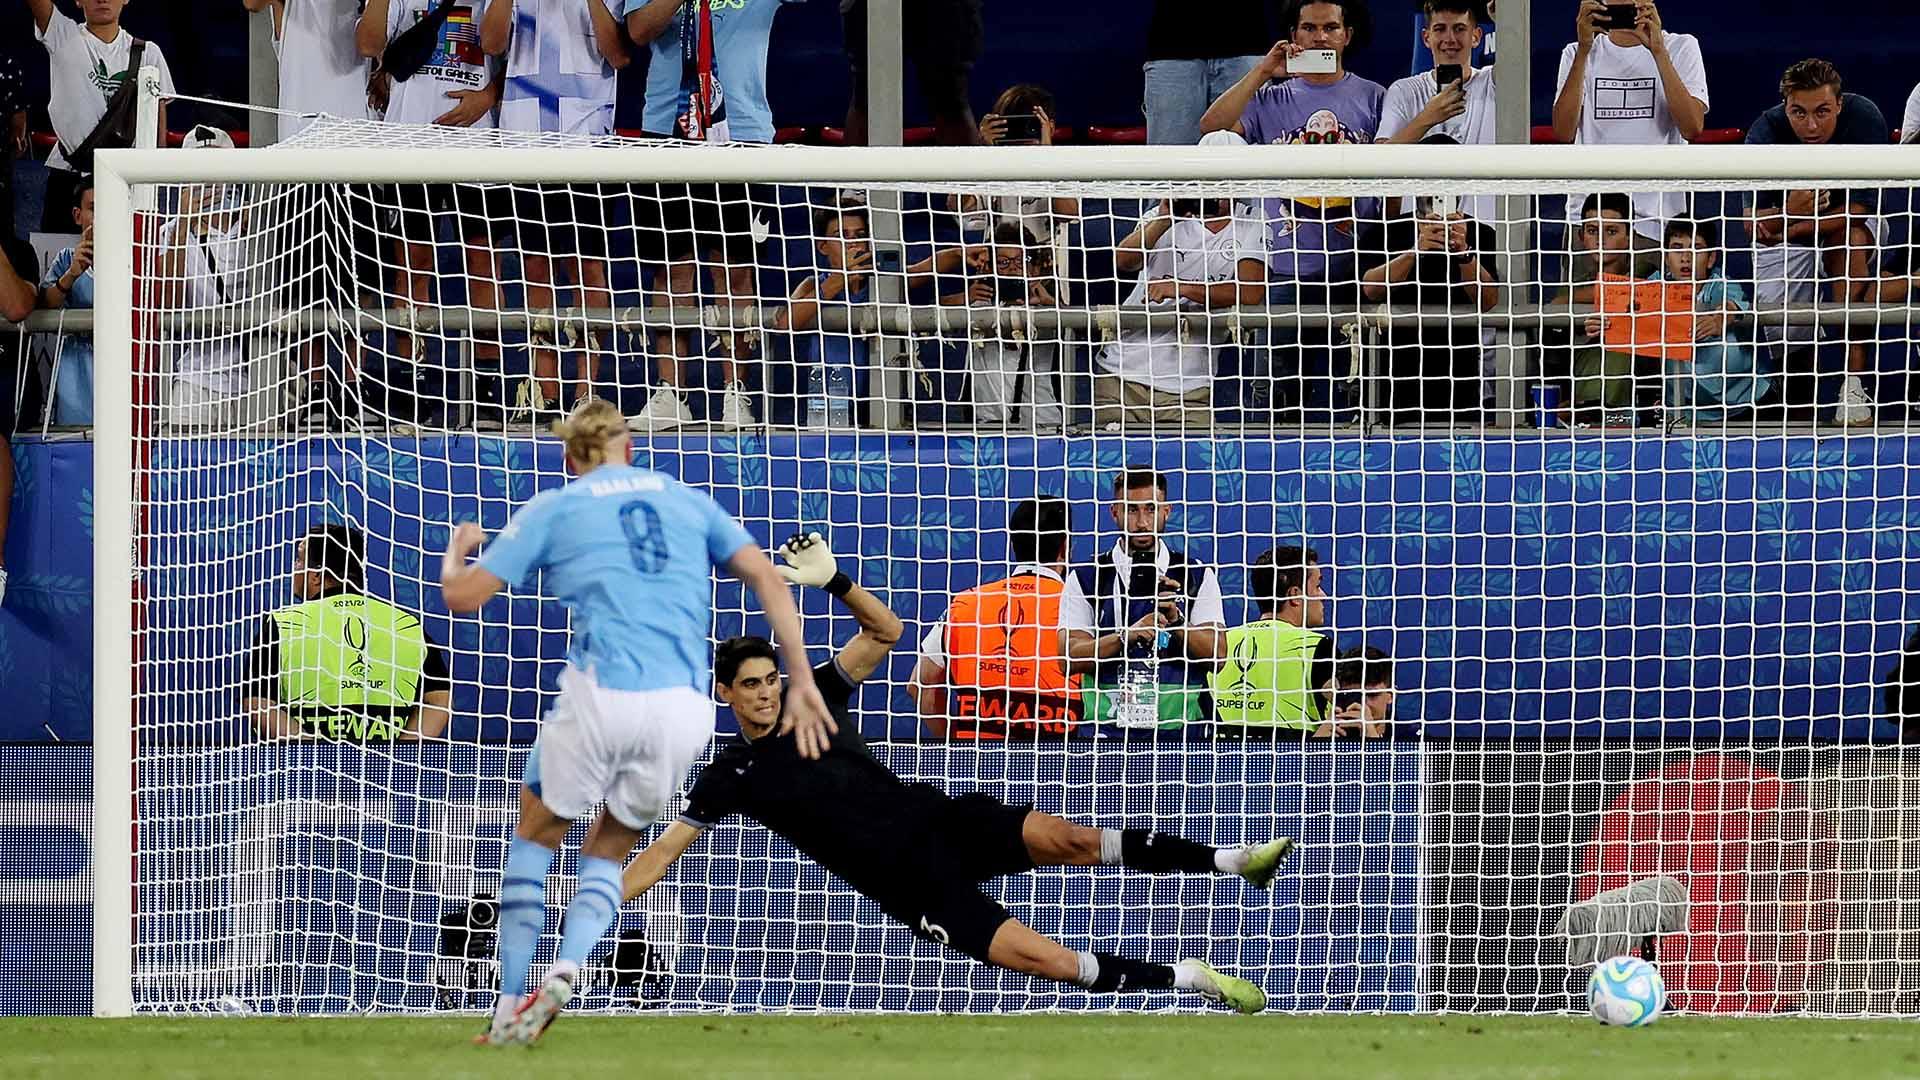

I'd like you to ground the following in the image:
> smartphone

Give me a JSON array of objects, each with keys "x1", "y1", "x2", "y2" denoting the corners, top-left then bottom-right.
[
  {"x1": 999, "y1": 114, "x2": 1043, "y2": 145},
  {"x1": 1128, "y1": 564, "x2": 1161, "y2": 598},
  {"x1": 1417, "y1": 194, "x2": 1459, "y2": 218},
  {"x1": 1291, "y1": 48, "x2": 1338, "y2": 75},
  {"x1": 994, "y1": 274, "x2": 1029, "y2": 304},
  {"x1": 1170, "y1": 198, "x2": 1205, "y2": 218},
  {"x1": 1604, "y1": 3, "x2": 1638, "y2": 29},
  {"x1": 1434, "y1": 63, "x2": 1463, "y2": 88}
]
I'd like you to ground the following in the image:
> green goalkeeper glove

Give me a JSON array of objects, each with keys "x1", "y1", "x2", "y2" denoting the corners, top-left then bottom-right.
[{"x1": 777, "y1": 532, "x2": 852, "y2": 596}]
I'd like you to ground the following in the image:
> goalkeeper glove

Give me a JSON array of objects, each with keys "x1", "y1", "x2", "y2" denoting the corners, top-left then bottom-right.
[{"x1": 777, "y1": 532, "x2": 853, "y2": 596}]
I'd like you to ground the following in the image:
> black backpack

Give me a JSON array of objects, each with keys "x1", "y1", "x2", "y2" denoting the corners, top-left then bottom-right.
[
  {"x1": 382, "y1": 0, "x2": 458, "y2": 83},
  {"x1": 66, "y1": 39, "x2": 145, "y2": 174}
]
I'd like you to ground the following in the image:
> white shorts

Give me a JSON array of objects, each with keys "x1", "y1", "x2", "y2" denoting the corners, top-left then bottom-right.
[{"x1": 523, "y1": 667, "x2": 716, "y2": 829}]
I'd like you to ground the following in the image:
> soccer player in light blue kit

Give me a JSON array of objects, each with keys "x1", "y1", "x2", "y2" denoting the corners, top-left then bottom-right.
[{"x1": 439, "y1": 400, "x2": 834, "y2": 1045}]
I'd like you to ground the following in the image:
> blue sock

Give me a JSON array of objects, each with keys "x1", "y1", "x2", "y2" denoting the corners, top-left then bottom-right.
[
  {"x1": 497, "y1": 836, "x2": 556, "y2": 1000},
  {"x1": 557, "y1": 856, "x2": 624, "y2": 970}
]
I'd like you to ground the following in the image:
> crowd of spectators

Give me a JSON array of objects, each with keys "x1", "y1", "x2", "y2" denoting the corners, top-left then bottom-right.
[
  {"x1": 910, "y1": 471, "x2": 1392, "y2": 739},
  {"x1": 0, "y1": 0, "x2": 1917, "y2": 455}
]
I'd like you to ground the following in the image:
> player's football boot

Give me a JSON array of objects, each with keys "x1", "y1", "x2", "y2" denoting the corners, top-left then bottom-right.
[
  {"x1": 1184, "y1": 960, "x2": 1267, "y2": 1015},
  {"x1": 500, "y1": 969, "x2": 576, "y2": 1045},
  {"x1": 1236, "y1": 837, "x2": 1297, "y2": 889}
]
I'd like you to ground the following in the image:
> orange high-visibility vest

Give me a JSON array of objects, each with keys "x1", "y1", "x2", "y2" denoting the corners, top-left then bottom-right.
[{"x1": 943, "y1": 572, "x2": 1082, "y2": 738}]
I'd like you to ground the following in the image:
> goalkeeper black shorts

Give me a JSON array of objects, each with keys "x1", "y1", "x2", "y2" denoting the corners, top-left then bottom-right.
[
  {"x1": 930, "y1": 791, "x2": 1037, "y2": 883},
  {"x1": 879, "y1": 880, "x2": 1014, "y2": 965}
]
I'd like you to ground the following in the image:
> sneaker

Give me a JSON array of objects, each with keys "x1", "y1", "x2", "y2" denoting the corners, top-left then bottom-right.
[
  {"x1": 1837, "y1": 375, "x2": 1876, "y2": 427},
  {"x1": 1180, "y1": 959, "x2": 1266, "y2": 1015},
  {"x1": 628, "y1": 387, "x2": 692, "y2": 430},
  {"x1": 717, "y1": 382, "x2": 758, "y2": 429},
  {"x1": 500, "y1": 968, "x2": 575, "y2": 1044},
  {"x1": 1234, "y1": 837, "x2": 1297, "y2": 890}
]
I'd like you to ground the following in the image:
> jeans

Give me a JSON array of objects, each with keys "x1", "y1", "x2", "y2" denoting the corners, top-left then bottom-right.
[{"x1": 1142, "y1": 56, "x2": 1262, "y2": 146}]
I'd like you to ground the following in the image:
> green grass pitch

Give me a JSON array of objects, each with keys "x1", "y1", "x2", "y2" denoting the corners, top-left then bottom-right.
[{"x1": 7, "y1": 1015, "x2": 1916, "y2": 1079}]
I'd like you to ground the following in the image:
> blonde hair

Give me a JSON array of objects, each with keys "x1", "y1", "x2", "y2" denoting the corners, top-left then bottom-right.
[{"x1": 553, "y1": 398, "x2": 629, "y2": 469}]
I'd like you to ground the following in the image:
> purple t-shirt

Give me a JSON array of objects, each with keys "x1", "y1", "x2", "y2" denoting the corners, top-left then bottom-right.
[{"x1": 1239, "y1": 73, "x2": 1386, "y2": 281}]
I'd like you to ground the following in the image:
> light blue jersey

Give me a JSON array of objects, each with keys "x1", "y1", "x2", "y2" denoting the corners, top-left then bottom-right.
[
  {"x1": 479, "y1": 463, "x2": 755, "y2": 693},
  {"x1": 624, "y1": 0, "x2": 798, "y2": 143}
]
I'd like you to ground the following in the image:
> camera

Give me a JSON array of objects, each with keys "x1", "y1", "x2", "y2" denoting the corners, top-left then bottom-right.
[
  {"x1": 999, "y1": 114, "x2": 1044, "y2": 145},
  {"x1": 1604, "y1": 3, "x2": 1637, "y2": 29}
]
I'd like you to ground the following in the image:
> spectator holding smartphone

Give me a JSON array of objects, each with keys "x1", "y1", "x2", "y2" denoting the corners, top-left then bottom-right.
[
  {"x1": 1903, "y1": 80, "x2": 1919, "y2": 143},
  {"x1": 1551, "y1": 0, "x2": 1708, "y2": 239},
  {"x1": 957, "y1": 84, "x2": 1080, "y2": 246},
  {"x1": 1379, "y1": 0, "x2": 1491, "y2": 149},
  {"x1": 37, "y1": 178, "x2": 96, "y2": 426}
]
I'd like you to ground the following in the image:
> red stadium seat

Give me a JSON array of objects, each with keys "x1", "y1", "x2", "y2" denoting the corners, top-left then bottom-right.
[{"x1": 1085, "y1": 125, "x2": 1147, "y2": 145}]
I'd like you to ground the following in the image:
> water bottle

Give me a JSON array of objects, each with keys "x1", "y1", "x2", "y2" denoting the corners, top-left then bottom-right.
[
  {"x1": 826, "y1": 363, "x2": 855, "y2": 428},
  {"x1": 1112, "y1": 631, "x2": 1168, "y2": 729},
  {"x1": 806, "y1": 366, "x2": 829, "y2": 429}
]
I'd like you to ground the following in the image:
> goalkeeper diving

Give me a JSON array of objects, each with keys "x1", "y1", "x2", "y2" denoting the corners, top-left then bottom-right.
[{"x1": 622, "y1": 531, "x2": 1295, "y2": 1013}]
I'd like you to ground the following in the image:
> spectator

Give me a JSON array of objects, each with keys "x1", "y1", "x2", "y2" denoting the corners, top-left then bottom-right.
[
  {"x1": 1745, "y1": 59, "x2": 1889, "y2": 427},
  {"x1": 909, "y1": 497, "x2": 1086, "y2": 739},
  {"x1": 1200, "y1": 0, "x2": 1384, "y2": 298},
  {"x1": 1650, "y1": 217, "x2": 1764, "y2": 425},
  {"x1": 1904, "y1": 80, "x2": 1919, "y2": 144},
  {"x1": 906, "y1": 223, "x2": 1064, "y2": 428},
  {"x1": 1551, "y1": 0, "x2": 1708, "y2": 239},
  {"x1": 844, "y1": 0, "x2": 981, "y2": 147},
  {"x1": 954, "y1": 84, "x2": 1080, "y2": 245},
  {"x1": 1356, "y1": 195, "x2": 1501, "y2": 428},
  {"x1": 1093, "y1": 196, "x2": 1268, "y2": 429},
  {"x1": 1377, "y1": 1, "x2": 1496, "y2": 223},
  {"x1": 624, "y1": 0, "x2": 786, "y2": 429},
  {"x1": 1063, "y1": 469, "x2": 1227, "y2": 729},
  {"x1": 28, "y1": 0, "x2": 177, "y2": 234},
  {"x1": 1209, "y1": 544, "x2": 1331, "y2": 735},
  {"x1": 1556, "y1": 192, "x2": 1658, "y2": 426},
  {"x1": 36, "y1": 178, "x2": 94, "y2": 426},
  {"x1": 775, "y1": 201, "x2": 872, "y2": 427},
  {"x1": 0, "y1": 51, "x2": 26, "y2": 240},
  {"x1": 1140, "y1": 0, "x2": 1272, "y2": 146},
  {"x1": 242, "y1": 0, "x2": 374, "y2": 140},
  {"x1": 356, "y1": 0, "x2": 507, "y2": 427},
  {"x1": 0, "y1": 225, "x2": 37, "y2": 606},
  {"x1": 240, "y1": 523, "x2": 452, "y2": 740},
  {"x1": 483, "y1": 0, "x2": 629, "y2": 420},
  {"x1": 1314, "y1": 644, "x2": 1392, "y2": 738},
  {"x1": 151, "y1": 126, "x2": 277, "y2": 429}
]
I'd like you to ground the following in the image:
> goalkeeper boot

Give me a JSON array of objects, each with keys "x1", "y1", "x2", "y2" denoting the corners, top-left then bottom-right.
[
  {"x1": 1234, "y1": 837, "x2": 1297, "y2": 890},
  {"x1": 502, "y1": 967, "x2": 576, "y2": 1045},
  {"x1": 1180, "y1": 960, "x2": 1267, "y2": 1015}
]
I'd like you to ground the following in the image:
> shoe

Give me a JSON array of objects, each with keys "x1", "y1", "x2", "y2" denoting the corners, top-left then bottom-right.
[
  {"x1": 1837, "y1": 375, "x2": 1875, "y2": 427},
  {"x1": 500, "y1": 968, "x2": 575, "y2": 1044},
  {"x1": 1235, "y1": 837, "x2": 1297, "y2": 890},
  {"x1": 718, "y1": 381, "x2": 758, "y2": 429},
  {"x1": 506, "y1": 379, "x2": 558, "y2": 428},
  {"x1": 1182, "y1": 959, "x2": 1266, "y2": 1015},
  {"x1": 628, "y1": 387, "x2": 692, "y2": 430}
]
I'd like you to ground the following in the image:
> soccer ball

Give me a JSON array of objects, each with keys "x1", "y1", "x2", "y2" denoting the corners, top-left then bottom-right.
[{"x1": 1587, "y1": 956, "x2": 1666, "y2": 1027}]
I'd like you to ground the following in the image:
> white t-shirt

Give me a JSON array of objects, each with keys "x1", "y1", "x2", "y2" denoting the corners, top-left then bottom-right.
[
  {"x1": 276, "y1": 0, "x2": 374, "y2": 138},
  {"x1": 35, "y1": 13, "x2": 177, "y2": 172},
  {"x1": 917, "y1": 564, "x2": 1091, "y2": 671},
  {"x1": 1555, "y1": 33, "x2": 1710, "y2": 231},
  {"x1": 384, "y1": 1, "x2": 497, "y2": 128},
  {"x1": 1058, "y1": 541, "x2": 1226, "y2": 636},
  {"x1": 156, "y1": 216, "x2": 252, "y2": 393},
  {"x1": 1095, "y1": 210, "x2": 1268, "y2": 394},
  {"x1": 500, "y1": 0, "x2": 618, "y2": 135},
  {"x1": 1377, "y1": 68, "x2": 1499, "y2": 224},
  {"x1": 1902, "y1": 82, "x2": 1919, "y2": 144}
]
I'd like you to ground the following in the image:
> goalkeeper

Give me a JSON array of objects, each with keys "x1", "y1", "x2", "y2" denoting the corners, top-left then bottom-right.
[{"x1": 623, "y1": 532, "x2": 1293, "y2": 1013}]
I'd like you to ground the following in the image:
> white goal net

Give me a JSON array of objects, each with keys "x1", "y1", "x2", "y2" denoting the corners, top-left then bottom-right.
[{"x1": 90, "y1": 122, "x2": 1920, "y2": 1017}]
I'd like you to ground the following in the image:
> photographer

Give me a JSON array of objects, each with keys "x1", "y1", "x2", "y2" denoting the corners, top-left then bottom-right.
[
  {"x1": 1094, "y1": 197, "x2": 1268, "y2": 429},
  {"x1": 1314, "y1": 645, "x2": 1393, "y2": 739},
  {"x1": 1551, "y1": 0, "x2": 1709, "y2": 237},
  {"x1": 1063, "y1": 469, "x2": 1227, "y2": 730}
]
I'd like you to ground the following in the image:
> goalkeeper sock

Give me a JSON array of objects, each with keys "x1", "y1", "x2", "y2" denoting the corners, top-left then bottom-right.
[
  {"x1": 555, "y1": 855, "x2": 624, "y2": 972},
  {"x1": 1076, "y1": 951, "x2": 1177, "y2": 993},
  {"x1": 1108, "y1": 829, "x2": 1219, "y2": 874},
  {"x1": 498, "y1": 836, "x2": 556, "y2": 1004}
]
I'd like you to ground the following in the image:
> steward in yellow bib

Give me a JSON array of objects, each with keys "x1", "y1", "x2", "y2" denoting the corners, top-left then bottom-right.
[
  {"x1": 241, "y1": 523, "x2": 452, "y2": 741},
  {"x1": 1209, "y1": 545, "x2": 1333, "y2": 736}
]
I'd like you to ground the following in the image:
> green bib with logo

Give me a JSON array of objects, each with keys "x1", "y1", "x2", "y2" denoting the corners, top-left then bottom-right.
[
  {"x1": 271, "y1": 594, "x2": 428, "y2": 740},
  {"x1": 1209, "y1": 620, "x2": 1325, "y2": 729}
]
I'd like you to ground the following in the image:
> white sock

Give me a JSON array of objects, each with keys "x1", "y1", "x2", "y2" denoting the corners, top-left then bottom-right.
[
  {"x1": 1098, "y1": 829, "x2": 1124, "y2": 866},
  {"x1": 548, "y1": 959, "x2": 581, "y2": 985},
  {"x1": 1172, "y1": 959, "x2": 1205, "y2": 991},
  {"x1": 1214, "y1": 845, "x2": 1248, "y2": 874},
  {"x1": 1074, "y1": 951, "x2": 1100, "y2": 989}
]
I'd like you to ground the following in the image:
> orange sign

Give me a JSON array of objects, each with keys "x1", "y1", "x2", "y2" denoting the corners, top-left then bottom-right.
[{"x1": 1599, "y1": 274, "x2": 1696, "y2": 361}]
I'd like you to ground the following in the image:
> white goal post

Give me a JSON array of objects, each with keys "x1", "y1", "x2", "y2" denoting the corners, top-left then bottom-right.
[{"x1": 90, "y1": 139, "x2": 1920, "y2": 1018}]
